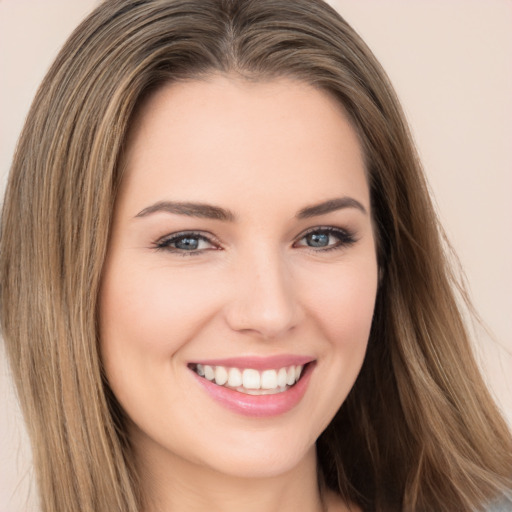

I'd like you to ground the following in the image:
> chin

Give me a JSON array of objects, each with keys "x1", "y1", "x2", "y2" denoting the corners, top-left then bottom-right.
[{"x1": 192, "y1": 428, "x2": 318, "y2": 480}]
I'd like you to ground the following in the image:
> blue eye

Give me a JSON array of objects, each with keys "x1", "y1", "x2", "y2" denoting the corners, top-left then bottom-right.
[
  {"x1": 173, "y1": 235, "x2": 201, "y2": 250},
  {"x1": 154, "y1": 232, "x2": 216, "y2": 254},
  {"x1": 305, "y1": 232, "x2": 330, "y2": 247},
  {"x1": 295, "y1": 227, "x2": 356, "y2": 251},
  {"x1": 154, "y1": 227, "x2": 356, "y2": 255}
]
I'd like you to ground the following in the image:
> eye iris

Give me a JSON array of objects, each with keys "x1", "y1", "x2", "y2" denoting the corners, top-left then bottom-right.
[
  {"x1": 307, "y1": 232, "x2": 330, "y2": 247},
  {"x1": 175, "y1": 236, "x2": 199, "y2": 250}
]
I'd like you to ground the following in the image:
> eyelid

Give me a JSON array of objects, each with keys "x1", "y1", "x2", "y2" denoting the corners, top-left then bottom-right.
[
  {"x1": 152, "y1": 226, "x2": 357, "y2": 255},
  {"x1": 153, "y1": 230, "x2": 221, "y2": 253},
  {"x1": 293, "y1": 225, "x2": 357, "y2": 250}
]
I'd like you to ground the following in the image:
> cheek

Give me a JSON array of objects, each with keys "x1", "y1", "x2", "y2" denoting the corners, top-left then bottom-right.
[
  {"x1": 300, "y1": 258, "x2": 378, "y2": 348},
  {"x1": 97, "y1": 261, "x2": 223, "y2": 411},
  {"x1": 100, "y1": 261, "x2": 220, "y2": 354},
  {"x1": 290, "y1": 257, "x2": 378, "y2": 433}
]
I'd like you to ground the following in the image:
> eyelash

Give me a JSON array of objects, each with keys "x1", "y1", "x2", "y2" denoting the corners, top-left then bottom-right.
[
  {"x1": 153, "y1": 227, "x2": 357, "y2": 256},
  {"x1": 294, "y1": 226, "x2": 357, "y2": 252},
  {"x1": 153, "y1": 231, "x2": 217, "y2": 256}
]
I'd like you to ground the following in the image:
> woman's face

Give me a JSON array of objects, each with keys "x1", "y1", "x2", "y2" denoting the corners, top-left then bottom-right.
[{"x1": 99, "y1": 75, "x2": 378, "y2": 479}]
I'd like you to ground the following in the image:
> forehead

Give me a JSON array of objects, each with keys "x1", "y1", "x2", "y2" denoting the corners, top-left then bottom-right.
[{"x1": 119, "y1": 74, "x2": 370, "y2": 217}]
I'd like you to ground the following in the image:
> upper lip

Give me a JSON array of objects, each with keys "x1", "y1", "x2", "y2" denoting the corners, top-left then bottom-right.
[{"x1": 189, "y1": 355, "x2": 315, "y2": 371}]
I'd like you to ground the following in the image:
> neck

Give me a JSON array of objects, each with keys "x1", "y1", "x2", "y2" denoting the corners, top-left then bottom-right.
[{"x1": 134, "y1": 435, "x2": 326, "y2": 512}]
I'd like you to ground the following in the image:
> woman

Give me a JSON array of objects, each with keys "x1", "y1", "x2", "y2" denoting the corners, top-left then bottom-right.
[{"x1": 1, "y1": 1, "x2": 510, "y2": 511}]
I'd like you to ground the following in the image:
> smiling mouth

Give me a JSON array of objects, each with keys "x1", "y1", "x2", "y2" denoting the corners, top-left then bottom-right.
[{"x1": 188, "y1": 362, "x2": 309, "y2": 395}]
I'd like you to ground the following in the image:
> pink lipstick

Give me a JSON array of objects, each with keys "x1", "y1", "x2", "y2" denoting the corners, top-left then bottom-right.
[{"x1": 188, "y1": 355, "x2": 315, "y2": 417}]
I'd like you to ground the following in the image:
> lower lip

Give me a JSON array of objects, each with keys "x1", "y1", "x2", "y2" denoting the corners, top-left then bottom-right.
[{"x1": 191, "y1": 363, "x2": 315, "y2": 417}]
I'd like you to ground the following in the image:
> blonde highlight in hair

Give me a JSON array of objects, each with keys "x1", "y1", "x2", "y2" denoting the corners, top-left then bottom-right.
[{"x1": 1, "y1": 1, "x2": 510, "y2": 511}]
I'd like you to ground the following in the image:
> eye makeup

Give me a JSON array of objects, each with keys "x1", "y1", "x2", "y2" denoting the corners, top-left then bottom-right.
[
  {"x1": 294, "y1": 226, "x2": 357, "y2": 252},
  {"x1": 153, "y1": 230, "x2": 220, "y2": 255},
  {"x1": 152, "y1": 225, "x2": 357, "y2": 256}
]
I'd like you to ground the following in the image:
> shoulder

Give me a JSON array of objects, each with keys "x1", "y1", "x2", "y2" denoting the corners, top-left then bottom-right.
[{"x1": 484, "y1": 494, "x2": 512, "y2": 512}]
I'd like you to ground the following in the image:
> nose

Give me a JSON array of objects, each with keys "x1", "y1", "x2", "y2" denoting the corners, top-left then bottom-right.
[{"x1": 223, "y1": 249, "x2": 302, "y2": 340}]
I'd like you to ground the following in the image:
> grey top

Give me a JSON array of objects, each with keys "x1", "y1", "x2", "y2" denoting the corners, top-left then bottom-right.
[{"x1": 486, "y1": 495, "x2": 512, "y2": 511}]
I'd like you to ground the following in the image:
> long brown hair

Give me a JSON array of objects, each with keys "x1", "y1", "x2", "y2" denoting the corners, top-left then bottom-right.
[{"x1": 1, "y1": 1, "x2": 510, "y2": 511}]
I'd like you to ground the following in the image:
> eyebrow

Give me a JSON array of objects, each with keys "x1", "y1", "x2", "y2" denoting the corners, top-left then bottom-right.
[
  {"x1": 296, "y1": 197, "x2": 367, "y2": 218},
  {"x1": 135, "y1": 196, "x2": 367, "y2": 221},
  {"x1": 135, "y1": 201, "x2": 236, "y2": 221}
]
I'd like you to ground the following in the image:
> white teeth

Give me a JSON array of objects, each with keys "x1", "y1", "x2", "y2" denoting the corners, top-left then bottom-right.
[
  {"x1": 286, "y1": 366, "x2": 295, "y2": 386},
  {"x1": 261, "y1": 369, "x2": 277, "y2": 390},
  {"x1": 277, "y1": 367, "x2": 287, "y2": 388},
  {"x1": 227, "y1": 367, "x2": 243, "y2": 387},
  {"x1": 242, "y1": 369, "x2": 261, "y2": 389},
  {"x1": 243, "y1": 387, "x2": 286, "y2": 395},
  {"x1": 214, "y1": 366, "x2": 228, "y2": 386},
  {"x1": 193, "y1": 363, "x2": 307, "y2": 393},
  {"x1": 204, "y1": 365, "x2": 215, "y2": 381}
]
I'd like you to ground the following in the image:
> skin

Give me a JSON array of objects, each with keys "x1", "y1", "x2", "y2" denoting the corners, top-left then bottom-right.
[{"x1": 99, "y1": 75, "x2": 378, "y2": 512}]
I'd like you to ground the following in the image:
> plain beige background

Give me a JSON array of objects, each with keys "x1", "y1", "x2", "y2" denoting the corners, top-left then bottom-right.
[{"x1": 1, "y1": 1, "x2": 511, "y2": 510}]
